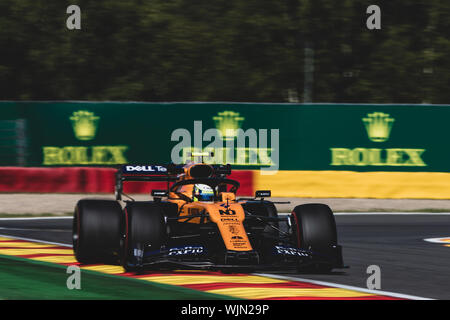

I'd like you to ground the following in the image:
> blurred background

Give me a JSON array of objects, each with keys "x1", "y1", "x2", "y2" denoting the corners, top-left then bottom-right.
[
  {"x1": 0, "y1": 0, "x2": 449, "y2": 103},
  {"x1": 0, "y1": 0, "x2": 449, "y2": 207}
]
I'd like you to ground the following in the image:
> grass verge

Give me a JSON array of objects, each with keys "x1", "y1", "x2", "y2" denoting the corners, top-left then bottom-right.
[{"x1": 0, "y1": 254, "x2": 235, "y2": 300}]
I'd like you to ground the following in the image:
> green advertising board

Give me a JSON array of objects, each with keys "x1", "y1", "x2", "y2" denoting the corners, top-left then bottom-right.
[{"x1": 1, "y1": 102, "x2": 449, "y2": 172}]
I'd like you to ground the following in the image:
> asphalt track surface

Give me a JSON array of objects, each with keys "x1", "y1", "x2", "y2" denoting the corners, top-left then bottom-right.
[{"x1": 0, "y1": 214, "x2": 449, "y2": 300}]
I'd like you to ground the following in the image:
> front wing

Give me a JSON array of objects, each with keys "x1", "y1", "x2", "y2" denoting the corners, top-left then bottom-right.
[{"x1": 125, "y1": 244, "x2": 345, "y2": 272}]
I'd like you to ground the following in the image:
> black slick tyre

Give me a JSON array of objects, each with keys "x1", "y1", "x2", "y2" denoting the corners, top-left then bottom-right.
[
  {"x1": 73, "y1": 199, "x2": 123, "y2": 264},
  {"x1": 290, "y1": 203, "x2": 338, "y2": 272}
]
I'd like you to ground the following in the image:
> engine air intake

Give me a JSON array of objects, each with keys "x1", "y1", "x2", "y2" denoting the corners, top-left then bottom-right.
[{"x1": 189, "y1": 164, "x2": 213, "y2": 178}]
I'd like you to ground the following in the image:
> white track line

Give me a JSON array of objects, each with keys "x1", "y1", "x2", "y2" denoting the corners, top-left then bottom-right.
[
  {"x1": 254, "y1": 273, "x2": 433, "y2": 300},
  {"x1": 0, "y1": 233, "x2": 72, "y2": 248},
  {"x1": 424, "y1": 237, "x2": 450, "y2": 244},
  {"x1": 278, "y1": 212, "x2": 450, "y2": 216},
  {"x1": 334, "y1": 212, "x2": 450, "y2": 215},
  {"x1": 0, "y1": 227, "x2": 68, "y2": 232},
  {"x1": 0, "y1": 216, "x2": 73, "y2": 221}
]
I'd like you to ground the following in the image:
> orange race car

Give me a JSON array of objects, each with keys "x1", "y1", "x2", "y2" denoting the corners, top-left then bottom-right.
[{"x1": 72, "y1": 162, "x2": 345, "y2": 272}]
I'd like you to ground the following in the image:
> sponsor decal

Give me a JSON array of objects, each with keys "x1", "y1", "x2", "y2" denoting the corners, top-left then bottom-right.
[
  {"x1": 255, "y1": 190, "x2": 271, "y2": 198},
  {"x1": 219, "y1": 209, "x2": 237, "y2": 216},
  {"x1": 168, "y1": 246, "x2": 204, "y2": 256},
  {"x1": 70, "y1": 110, "x2": 99, "y2": 141},
  {"x1": 230, "y1": 239, "x2": 248, "y2": 248},
  {"x1": 330, "y1": 112, "x2": 426, "y2": 167},
  {"x1": 133, "y1": 248, "x2": 144, "y2": 258},
  {"x1": 171, "y1": 111, "x2": 278, "y2": 172},
  {"x1": 228, "y1": 227, "x2": 248, "y2": 248},
  {"x1": 330, "y1": 148, "x2": 426, "y2": 166},
  {"x1": 151, "y1": 190, "x2": 168, "y2": 197},
  {"x1": 43, "y1": 145, "x2": 128, "y2": 165},
  {"x1": 220, "y1": 217, "x2": 239, "y2": 222},
  {"x1": 274, "y1": 245, "x2": 310, "y2": 257},
  {"x1": 213, "y1": 110, "x2": 245, "y2": 141},
  {"x1": 363, "y1": 112, "x2": 394, "y2": 142},
  {"x1": 43, "y1": 110, "x2": 129, "y2": 165},
  {"x1": 228, "y1": 225, "x2": 239, "y2": 234},
  {"x1": 123, "y1": 165, "x2": 167, "y2": 173}
]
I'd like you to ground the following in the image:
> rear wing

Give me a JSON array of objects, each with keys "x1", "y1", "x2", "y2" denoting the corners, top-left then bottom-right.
[
  {"x1": 115, "y1": 165, "x2": 180, "y2": 200},
  {"x1": 115, "y1": 164, "x2": 232, "y2": 201},
  {"x1": 119, "y1": 165, "x2": 179, "y2": 180}
]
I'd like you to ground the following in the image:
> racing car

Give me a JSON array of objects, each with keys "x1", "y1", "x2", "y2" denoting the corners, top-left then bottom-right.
[{"x1": 72, "y1": 162, "x2": 345, "y2": 272}]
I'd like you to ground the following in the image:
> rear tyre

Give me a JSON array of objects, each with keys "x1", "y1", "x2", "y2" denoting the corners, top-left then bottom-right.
[
  {"x1": 122, "y1": 202, "x2": 167, "y2": 271},
  {"x1": 290, "y1": 203, "x2": 338, "y2": 273},
  {"x1": 73, "y1": 199, "x2": 123, "y2": 264}
]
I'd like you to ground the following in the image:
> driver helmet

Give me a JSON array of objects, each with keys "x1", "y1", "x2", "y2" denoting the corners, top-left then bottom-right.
[{"x1": 193, "y1": 184, "x2": 214, "y2": 202}]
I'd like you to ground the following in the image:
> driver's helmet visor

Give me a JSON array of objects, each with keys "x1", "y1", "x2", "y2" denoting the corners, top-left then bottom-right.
[{"x1": 193, "y1": 184, "x2": 214, "y2": 202}]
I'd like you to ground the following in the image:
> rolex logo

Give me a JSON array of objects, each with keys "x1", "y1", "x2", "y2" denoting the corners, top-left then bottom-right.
[
  {"x1": 213, "y1": 111, "x2": 245, "y2": 141},
  {"x1": 70, "y1": 110, "x2": 99, "y2": 141},
  {"x1": 362, "y1": 112, "x2": 394, "y2": 142}
]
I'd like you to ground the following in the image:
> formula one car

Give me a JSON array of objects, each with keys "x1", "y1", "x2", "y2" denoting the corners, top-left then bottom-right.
[{"x1": 72, "y1": 162, "x2": 345, "y2": 272}]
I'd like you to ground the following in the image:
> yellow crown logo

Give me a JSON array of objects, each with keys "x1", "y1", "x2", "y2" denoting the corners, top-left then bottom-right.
[
  {"x1": 70, "y1": 110, "x2": 100, "y2": 141},
  {"x1": 362, "y1": 112, "x2": 394, "y2": 142},
  {"x1": 213, "y1": 111, "x2": 245, "y2": 141}
]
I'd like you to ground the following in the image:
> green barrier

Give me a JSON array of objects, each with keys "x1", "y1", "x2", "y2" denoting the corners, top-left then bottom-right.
[{"x1": 0, "y1": 102, "x2": 449, "y2": 172}]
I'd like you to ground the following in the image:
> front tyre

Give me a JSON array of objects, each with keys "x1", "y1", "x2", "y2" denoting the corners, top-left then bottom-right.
[
  {"x1": 290, "y1": 203, "x2": 339, "y2": 273},
  {"x1": 73, "y1": 199, "x2": 123, "y2": 264}
]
